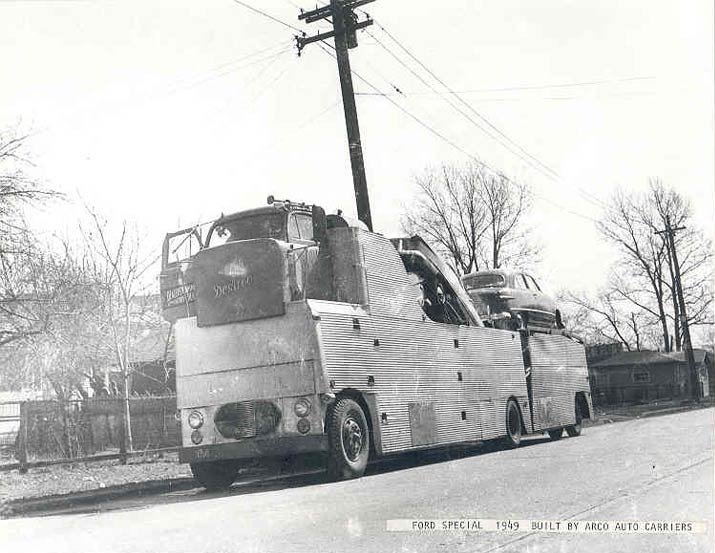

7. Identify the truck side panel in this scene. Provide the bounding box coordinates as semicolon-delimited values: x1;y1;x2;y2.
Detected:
528;332;591;431
316;309;529;454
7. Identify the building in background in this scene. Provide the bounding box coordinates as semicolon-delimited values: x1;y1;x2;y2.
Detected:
589;349;712;406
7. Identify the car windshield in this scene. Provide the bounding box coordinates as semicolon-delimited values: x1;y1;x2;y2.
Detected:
211;213;286;245
462;274;505;289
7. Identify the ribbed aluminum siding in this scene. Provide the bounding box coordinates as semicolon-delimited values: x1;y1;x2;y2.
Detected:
317;311;527;453
359;231;426;321
528;333;590;431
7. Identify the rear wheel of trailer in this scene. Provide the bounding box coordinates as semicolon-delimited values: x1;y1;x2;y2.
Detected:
502;399;523;448
326;398;370;480
565;398;584;437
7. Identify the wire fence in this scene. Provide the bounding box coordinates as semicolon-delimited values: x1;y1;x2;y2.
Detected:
0;396;180;473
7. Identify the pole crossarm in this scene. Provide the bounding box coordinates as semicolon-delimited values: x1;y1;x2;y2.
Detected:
298;0;375;23
296;19;372;51
294;0;376;231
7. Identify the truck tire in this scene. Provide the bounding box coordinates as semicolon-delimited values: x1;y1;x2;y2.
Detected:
502;399;522;448
565;401;583;437
190;460;240;490
326;398;370;480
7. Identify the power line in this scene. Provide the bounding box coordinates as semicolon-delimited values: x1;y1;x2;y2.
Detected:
372;22;607;211
365;28;565;187
231;1;599;223
358;76;655;96
22;40;293;142
231;0;303;33
315;43;598;224
165;45;293;97
375;22;560;181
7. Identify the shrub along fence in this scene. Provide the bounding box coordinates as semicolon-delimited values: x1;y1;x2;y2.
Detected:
0;396;180;473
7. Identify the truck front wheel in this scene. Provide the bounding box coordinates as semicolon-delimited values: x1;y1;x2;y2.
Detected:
326;398;370;480
190;460;240;490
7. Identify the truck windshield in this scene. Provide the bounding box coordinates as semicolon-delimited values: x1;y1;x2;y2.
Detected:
211;213;286;245
463;274;505;289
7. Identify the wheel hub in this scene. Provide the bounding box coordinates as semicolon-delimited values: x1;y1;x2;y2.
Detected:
342;417;364;461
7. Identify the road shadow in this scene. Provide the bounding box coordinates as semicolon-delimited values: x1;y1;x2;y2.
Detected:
24;434;557;518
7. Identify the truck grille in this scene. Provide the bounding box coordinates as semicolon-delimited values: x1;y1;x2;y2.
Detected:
215;401;257;439
214;400;282;439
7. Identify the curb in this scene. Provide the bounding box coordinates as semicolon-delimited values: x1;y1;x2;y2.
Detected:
586;401;713;427
1;477;198;518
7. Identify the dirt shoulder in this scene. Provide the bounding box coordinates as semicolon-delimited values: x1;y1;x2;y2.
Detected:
0;453;192;516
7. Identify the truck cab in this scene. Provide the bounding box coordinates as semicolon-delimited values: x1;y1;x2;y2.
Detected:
160;199;324;324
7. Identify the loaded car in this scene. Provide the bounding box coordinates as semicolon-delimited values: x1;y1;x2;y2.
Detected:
461;269;563;331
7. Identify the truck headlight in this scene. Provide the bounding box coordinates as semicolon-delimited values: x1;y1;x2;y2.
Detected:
294;398;312;418
188;410;204;429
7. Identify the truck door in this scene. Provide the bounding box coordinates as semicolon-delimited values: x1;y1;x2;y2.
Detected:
160;228;202;323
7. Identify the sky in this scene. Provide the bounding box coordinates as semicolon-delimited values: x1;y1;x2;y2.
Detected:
1;0;713;297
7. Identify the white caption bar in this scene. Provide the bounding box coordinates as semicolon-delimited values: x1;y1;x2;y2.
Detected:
386;519;706;534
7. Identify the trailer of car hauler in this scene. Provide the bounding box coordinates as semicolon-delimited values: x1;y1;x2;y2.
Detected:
160;199;593;489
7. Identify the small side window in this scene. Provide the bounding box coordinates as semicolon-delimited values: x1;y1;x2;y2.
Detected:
163;230;202;269
514;274;529;289
525;275;542;291
287;214;301;242
295;214;314;241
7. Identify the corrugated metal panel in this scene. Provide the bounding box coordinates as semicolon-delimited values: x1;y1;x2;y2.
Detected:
359;232;426;321
316;310;528;453
528;333;590;431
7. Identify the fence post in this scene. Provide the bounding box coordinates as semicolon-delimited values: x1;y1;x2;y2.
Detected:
118;397;127;465
17;401;28;474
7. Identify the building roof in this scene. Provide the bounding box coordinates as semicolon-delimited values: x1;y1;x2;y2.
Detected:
591;349;707;369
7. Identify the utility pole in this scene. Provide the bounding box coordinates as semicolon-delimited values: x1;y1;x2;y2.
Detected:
656;219;700;400
297;0;375;231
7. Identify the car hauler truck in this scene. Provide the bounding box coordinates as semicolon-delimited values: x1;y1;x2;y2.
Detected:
160;198;593;489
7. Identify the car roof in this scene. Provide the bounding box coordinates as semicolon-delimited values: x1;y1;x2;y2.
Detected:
463;269;509;278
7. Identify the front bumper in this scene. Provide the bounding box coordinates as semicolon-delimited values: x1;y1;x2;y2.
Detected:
179;434;329;464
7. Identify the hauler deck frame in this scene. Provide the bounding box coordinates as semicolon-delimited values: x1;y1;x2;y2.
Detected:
160;200;592;488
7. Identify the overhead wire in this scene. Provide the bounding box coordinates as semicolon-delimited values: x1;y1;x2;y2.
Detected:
373;22;608;210
21;39;294;142
231;0;304;33
315;42;598;224
356;76;654;96
373;23;559;181
364;28;563;184
229;1;599;223
165;44;293;97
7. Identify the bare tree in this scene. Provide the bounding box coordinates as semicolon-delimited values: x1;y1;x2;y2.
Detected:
80;206;159;450
560;289;658;351
0;131;61;348
565;180;713;351
402;162;537;275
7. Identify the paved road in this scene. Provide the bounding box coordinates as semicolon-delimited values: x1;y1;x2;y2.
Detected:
1;408;712;553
